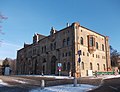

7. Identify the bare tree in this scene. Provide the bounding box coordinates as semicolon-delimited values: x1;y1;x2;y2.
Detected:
0;12;7;46
110;46;120;67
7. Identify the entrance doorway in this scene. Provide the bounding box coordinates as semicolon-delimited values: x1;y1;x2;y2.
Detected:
51;56;57;74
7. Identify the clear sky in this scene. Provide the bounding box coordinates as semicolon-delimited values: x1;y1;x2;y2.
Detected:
0;0;120;59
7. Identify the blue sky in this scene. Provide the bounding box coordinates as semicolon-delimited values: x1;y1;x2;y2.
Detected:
0;0;120;59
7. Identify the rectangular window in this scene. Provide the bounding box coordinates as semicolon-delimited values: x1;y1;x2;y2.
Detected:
44;46;46;52
89;37;94;46
42;47;43;53
62;53;64;57
102;44;104;51
69;51;71;56
54;42;56;50
66;52;67;57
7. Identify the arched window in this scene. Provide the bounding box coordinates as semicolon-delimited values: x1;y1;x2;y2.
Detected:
90;63;92;70
103;64;105;70
81;62;84;70
97;63;100;70
63;39;66;47
63;62;66;71
67;62;70;71
96;42;98;49
80;37;84;45
102;44;104;51
67;37;70;45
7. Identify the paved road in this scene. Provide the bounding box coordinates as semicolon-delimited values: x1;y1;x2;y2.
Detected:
0;75;73;92
0;75;120;92
0;76;40;92
88;77;120;92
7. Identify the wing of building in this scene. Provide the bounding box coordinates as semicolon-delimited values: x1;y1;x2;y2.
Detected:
16;22;111;77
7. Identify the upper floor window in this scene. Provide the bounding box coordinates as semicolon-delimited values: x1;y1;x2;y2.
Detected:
96;42;98;49
67;37;70;46
54;42;56;50
83;52;85;56
93;54;94;57
33;48;36;55
81;62;84;70
102;44;104;51
80;37;84;45
62;53;64;57
65;52;67;57
63;39;66;47
69;51;71;56
87;53;89;56
89;37;94;46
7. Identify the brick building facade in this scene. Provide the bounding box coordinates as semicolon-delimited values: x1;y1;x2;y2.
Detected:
16;22;111;77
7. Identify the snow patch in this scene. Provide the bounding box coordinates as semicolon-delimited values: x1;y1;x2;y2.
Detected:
103;75;120;79
20;75;74;79
89;75;120;79
12;79;28;84
30;84;96;92
0;79;9;87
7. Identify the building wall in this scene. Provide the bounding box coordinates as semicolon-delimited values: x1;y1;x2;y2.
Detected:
73;22;110;77
17;26;75;76
16;22;111;77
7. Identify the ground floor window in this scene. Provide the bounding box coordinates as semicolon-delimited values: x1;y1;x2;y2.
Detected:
103;64;105;70
90;63;92;70
97;63;100;70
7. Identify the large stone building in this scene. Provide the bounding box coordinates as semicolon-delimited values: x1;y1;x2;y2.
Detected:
16;22;111;77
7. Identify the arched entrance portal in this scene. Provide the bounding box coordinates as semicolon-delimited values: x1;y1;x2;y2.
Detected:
51;56;57;74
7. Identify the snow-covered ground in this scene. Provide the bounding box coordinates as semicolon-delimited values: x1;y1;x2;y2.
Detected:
90;74;120;79
0;79;9;87
30;84;96;92
21;75;74;79
12;79;28;84
103;75;120;79
0;75;120;92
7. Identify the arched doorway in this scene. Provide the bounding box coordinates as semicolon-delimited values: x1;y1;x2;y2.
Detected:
51;56;57;74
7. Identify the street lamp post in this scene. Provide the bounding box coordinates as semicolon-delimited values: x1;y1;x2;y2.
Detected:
73;50;81;87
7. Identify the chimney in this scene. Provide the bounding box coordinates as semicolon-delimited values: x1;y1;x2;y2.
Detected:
66;23;70;27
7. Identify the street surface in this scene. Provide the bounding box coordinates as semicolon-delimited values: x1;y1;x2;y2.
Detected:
0;75;120;92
